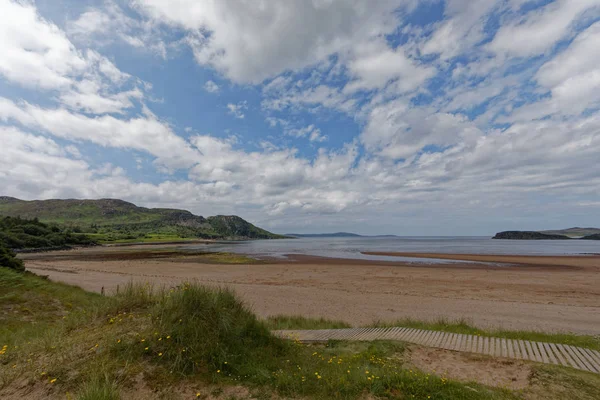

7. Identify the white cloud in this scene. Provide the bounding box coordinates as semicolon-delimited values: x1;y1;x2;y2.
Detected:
0;0;87;89
422;0;498;60
344;39;435;93
262;84;356;114
227;101;248;119
0;97;199;170
502;21;600;122
361;99;483;159
489;0;600;57
204;80;220;93
133;0;414;83
68;2;168;58
286;125;328;143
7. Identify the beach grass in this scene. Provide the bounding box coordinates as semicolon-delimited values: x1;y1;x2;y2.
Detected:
265;315;352;330
1;267;598;399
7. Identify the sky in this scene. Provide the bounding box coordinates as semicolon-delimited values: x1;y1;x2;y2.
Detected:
1;0;600;236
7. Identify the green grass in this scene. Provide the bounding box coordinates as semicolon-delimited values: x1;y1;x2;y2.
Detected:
76;375;120;400
89;233;202;245
265;315;352;330
1;268;598;400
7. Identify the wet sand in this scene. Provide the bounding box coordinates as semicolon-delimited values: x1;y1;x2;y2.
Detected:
21;247;600;335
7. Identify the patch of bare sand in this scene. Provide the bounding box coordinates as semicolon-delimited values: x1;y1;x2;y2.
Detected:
408;346;532;390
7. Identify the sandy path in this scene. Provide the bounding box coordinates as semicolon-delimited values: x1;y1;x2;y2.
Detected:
22;248;600;335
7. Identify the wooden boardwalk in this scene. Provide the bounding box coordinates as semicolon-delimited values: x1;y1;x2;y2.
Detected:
274;327;600;374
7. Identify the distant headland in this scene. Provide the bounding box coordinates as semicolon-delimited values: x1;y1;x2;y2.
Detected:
493;227;600;240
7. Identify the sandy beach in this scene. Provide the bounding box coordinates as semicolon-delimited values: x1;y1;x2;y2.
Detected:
21;246;600;335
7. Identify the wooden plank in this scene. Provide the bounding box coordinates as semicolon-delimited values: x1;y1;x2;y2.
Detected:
483;336;490;355
530;341;543;362
451;333;461;351
430;330;442;346
517;340;528;361
422;330;435;346
507;339;515;359
464;335;472;352
542;343;557;365
500;338;508;358
437;332;449;349
493;338;502;357
537;342;549;364
403;328;419;343
524;341;537;362
580;348;600;373
466;335;474;353
557;343;584;370
548;343;569;367
424;330;437;346
420;330;434;346
442;333;455;350
412;329;427;344
590;349;600;364
477;336;484;354
426;330;440;347
347;328;368;341
405;328;421;343
512;339;521;359
394;327;408;340
568;346;595;373
455;334;464;352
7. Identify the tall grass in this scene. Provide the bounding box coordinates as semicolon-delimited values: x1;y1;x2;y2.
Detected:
76;375;120;400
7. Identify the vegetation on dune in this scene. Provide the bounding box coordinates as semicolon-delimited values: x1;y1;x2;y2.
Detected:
266;315;352;330
0;197;284;242
6;270;584;399
0;216;95;251
0;243;23;272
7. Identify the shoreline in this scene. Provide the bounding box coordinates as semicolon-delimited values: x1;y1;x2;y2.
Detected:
20;245;600;335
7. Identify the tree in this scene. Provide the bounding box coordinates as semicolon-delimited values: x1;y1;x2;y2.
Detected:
0;243;24;272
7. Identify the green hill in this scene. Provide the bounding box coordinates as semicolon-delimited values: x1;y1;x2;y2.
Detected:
0;197;282;241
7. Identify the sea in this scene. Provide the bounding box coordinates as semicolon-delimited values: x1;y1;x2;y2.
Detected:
190;236;600;263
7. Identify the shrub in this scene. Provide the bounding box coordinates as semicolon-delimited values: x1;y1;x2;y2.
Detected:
147;284;285;376
0;243;24;272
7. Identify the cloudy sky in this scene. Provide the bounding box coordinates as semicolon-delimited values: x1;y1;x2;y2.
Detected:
1;0;600;235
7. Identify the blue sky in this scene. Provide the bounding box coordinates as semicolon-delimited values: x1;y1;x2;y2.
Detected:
1;0;600;235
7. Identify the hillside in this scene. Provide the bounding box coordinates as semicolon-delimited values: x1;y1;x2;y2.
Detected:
539;227;600;238
0;197;282;241
493;228;600;240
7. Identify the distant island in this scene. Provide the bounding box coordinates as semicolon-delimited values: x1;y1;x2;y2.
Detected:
285;232;397;238
493;227;600;240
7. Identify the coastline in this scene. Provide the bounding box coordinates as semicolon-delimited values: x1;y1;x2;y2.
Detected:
19;245;600;335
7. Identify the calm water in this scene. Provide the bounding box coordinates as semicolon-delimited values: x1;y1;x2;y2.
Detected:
190;236;600;263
